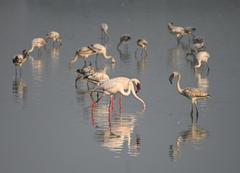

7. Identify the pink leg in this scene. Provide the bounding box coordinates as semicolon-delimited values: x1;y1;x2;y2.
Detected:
111;95;114;112
108;95;112;113
119;95;122;113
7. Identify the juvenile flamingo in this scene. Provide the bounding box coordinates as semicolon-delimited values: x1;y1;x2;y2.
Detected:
46;31;62;45
12;49;29;76
70;43;115;65
28;37;47;54
168;22;196;44
91;77;145;112
117;34;131;49
169;72;210;115
135;38;148;56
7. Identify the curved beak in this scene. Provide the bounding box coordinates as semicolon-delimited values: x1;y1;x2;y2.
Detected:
136;83;141;93
169;73;174;84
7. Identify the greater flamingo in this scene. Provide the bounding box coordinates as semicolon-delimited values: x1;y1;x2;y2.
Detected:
100;23;109;43
135;38;148;56
91;77;145;112
168;22;196;44
12;49;29;76
169;72;210;115
46;31;62;45
117;34;131;49
28;37;47;54
194;51;210;73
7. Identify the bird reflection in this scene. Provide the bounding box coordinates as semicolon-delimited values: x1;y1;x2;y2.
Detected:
91;104;141;157
50;45;61;59
12;75;27;102
117;47;131;63
168;42;189;71
135;47;148;74
169;113;208;161
31;56;44;82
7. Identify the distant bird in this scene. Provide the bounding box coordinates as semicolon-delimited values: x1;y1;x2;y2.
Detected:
117;34;131;49
186;36;206;57
100;23;109;43
46;31;62;45
28;37;47;54
70;43;115;65
194;51;210;73
169;72;210;115
91;77;145;112
12;49;29;76
168;22;196;44
135;38;148;56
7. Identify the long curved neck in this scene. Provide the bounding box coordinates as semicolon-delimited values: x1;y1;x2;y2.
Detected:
176;75;183;94
28;46;34;53
70;55;78;64
102;50;111;59
194;60;202;68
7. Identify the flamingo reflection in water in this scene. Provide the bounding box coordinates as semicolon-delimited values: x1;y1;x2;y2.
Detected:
91;105;141;156
169;113;208;161
12;76;28;102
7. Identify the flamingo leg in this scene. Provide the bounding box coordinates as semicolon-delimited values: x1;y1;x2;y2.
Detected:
190;103;194;123
135;47;139;58
195;103;199;123
119;94;122;113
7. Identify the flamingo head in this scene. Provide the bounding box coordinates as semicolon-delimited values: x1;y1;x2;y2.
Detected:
132;79;141;93
169;72;179;84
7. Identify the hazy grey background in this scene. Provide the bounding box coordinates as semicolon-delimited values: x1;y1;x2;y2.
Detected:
0;0;240;173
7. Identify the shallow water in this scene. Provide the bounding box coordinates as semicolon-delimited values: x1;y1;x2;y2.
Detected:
1;0;240;173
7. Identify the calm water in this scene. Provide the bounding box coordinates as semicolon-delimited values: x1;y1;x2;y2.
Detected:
1;0;240;172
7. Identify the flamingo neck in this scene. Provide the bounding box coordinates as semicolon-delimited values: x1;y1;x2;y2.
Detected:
102;51;112;59
28;46;34;53
129;80;146;110
176;75;183;94
194;60;202;68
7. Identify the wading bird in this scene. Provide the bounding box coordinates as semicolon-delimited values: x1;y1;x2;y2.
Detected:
46;31;62;45
70;46;97;65
75;65;110;88
169;72;210;115
186;36;206;57
88;43;116;63
117;34;131;49
100;23;109;43
12;49;29;76
194;51;210;73
70;43;115;65
91;77;145;112
28;37;47;54
168;22;196;44
135;38;148;57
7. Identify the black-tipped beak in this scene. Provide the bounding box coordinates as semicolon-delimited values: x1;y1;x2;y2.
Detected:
169;73;174;84
136;83;141;93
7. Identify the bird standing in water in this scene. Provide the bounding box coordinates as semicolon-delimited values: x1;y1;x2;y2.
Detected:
12;49;29;76
117;34;131;50
169;72;210;115
135;38;148;57
46;31;62;46
28;37;47;55
100;23;109;44
91;77;145;112
168;22;196;44
194;51;210;73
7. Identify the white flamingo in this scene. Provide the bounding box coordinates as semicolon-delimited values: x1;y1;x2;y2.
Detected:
12;49;29;76
194;51;210;72
168;22;196;44
46;31;62;45
100;23;109;43
169;72;210;115
91;77;145;111
28;37;47;54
